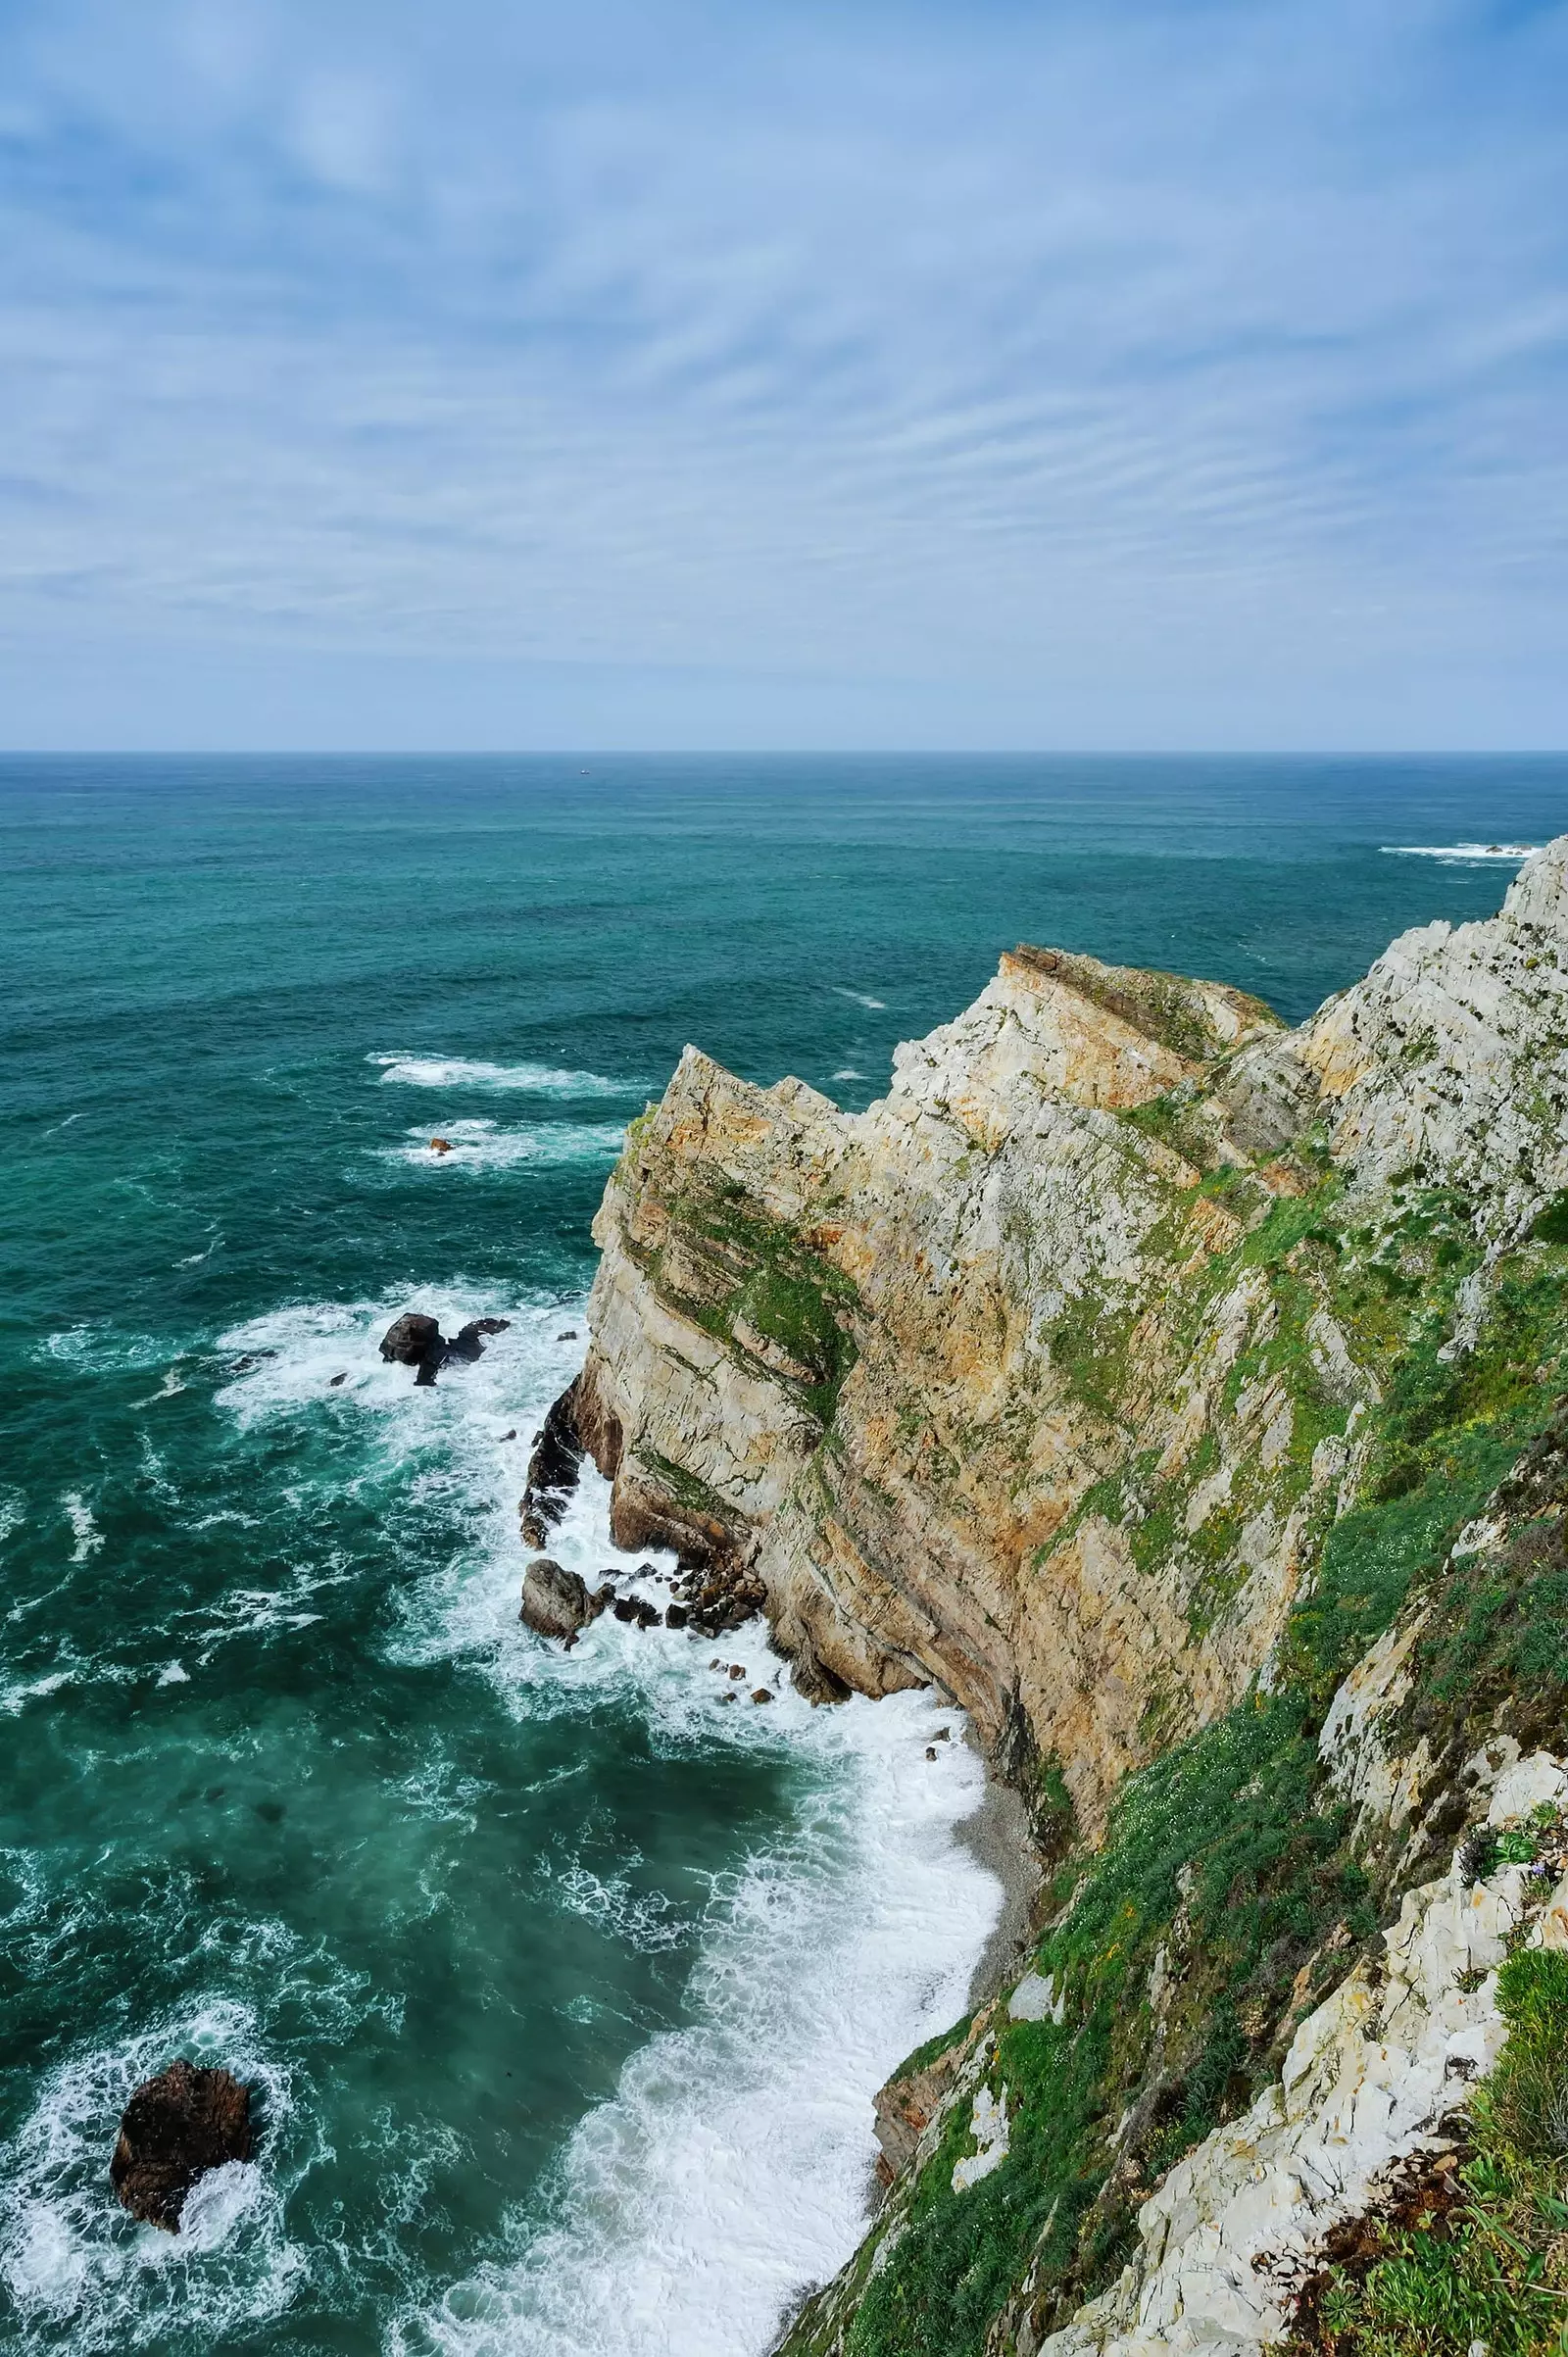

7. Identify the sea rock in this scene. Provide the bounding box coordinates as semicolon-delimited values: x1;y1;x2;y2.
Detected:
109;2058;254;2232
445;1316;510;1363
378;1311;443;1371
517;1383;587;1543
379;1310;510;1387
519;1557;592;1642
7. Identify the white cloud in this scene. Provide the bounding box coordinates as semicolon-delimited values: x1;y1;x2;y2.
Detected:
0;0;1564;743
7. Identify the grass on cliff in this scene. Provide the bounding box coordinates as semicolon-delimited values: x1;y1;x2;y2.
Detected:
830;1224;1568;2357
624;1169;861;1426
1291;1949;1568;2357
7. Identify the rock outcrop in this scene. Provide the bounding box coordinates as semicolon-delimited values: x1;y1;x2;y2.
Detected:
1034;1758;1568;2357
555;840;1568;2356
519;1556;594;1643
518;1383;587;1547
378;1310;510;1386
110;2059;254;2231
576;845;1568;1837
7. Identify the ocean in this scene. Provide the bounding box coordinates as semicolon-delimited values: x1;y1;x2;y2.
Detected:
2;753;1565;2356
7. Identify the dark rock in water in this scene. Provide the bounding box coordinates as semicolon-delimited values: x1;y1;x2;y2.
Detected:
445;1316;511;1364
557;1329;578;1340
380;1312;443;1368
530;1388;585;1494
379;1310;511;1386
612;1596;639;1624
518;1383;586;1539
518;1507;549;1549
329;1372;347;1388
635;1600;662;1629
665;1603;689;1630
519;1558;592;1642
752;1689;773;1704
589;1585;615;1618
110;2058;254;2232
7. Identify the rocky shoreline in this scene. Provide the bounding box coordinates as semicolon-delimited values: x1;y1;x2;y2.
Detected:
542;837;1568;2357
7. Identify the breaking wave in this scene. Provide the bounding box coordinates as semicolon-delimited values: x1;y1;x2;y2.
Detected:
368;1056;628;1096
1382;842;1539;864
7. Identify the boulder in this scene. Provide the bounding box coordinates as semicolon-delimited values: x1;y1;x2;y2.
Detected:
379;1312;443;1369
110;2059;254;2232
520;1558;592;1642
380;1310;510;1387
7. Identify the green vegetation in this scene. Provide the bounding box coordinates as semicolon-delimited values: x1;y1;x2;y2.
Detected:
1293;1950;1568;2357
627;1163;861;1426
796;1210;1568;2357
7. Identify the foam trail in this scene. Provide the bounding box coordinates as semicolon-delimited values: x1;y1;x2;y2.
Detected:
217;1291;1005;2357
1382;842;1538;863
368;1055;628;1095
61;1495;102;1563
402;1673;995;2357
832;988;886;1009
388;1450;1001;2357
380;1118;626;1173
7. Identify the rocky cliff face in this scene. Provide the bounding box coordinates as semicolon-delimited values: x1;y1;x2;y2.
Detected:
565;839;1568;2357
578;844;1568;1841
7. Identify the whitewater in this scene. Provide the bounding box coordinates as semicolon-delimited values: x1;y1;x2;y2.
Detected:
5;752;1565;2355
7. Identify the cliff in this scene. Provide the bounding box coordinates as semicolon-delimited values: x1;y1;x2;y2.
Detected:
570;841;1568;2356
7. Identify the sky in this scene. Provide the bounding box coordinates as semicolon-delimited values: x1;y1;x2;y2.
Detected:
1;0;1565;751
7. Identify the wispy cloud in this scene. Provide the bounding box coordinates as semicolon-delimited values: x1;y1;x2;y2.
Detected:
1;0;1565;746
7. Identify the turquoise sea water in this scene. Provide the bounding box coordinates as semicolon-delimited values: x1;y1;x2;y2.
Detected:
3;754;1567;2356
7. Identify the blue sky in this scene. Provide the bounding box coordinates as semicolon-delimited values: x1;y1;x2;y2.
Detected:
1;0;1565;749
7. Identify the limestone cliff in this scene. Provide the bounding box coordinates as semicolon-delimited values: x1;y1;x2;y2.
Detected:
578;844;1568;1839
564;839;1568;2357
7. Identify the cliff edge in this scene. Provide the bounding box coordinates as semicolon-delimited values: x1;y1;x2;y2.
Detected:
569;840;1568;2356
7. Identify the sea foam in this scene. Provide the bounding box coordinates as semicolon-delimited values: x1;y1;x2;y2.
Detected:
368;1055;628;1095
0;1998;309;2354
379;1118;626;1173
215;1290;1004;2357
1383;842;1539;863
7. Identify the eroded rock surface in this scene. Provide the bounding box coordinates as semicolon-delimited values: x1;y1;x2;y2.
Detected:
378;1311;510;1387
519;1557;593;1642
576;845;1568;1839
110;2059;254;2231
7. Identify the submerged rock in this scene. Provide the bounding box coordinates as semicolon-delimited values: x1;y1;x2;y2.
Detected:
519;1557;592;1642
110;2059;254;2232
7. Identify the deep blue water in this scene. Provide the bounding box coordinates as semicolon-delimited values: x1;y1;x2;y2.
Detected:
1;753;1564;2356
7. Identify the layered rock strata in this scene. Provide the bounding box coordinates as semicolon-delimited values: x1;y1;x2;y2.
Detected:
576;844;1568;1836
